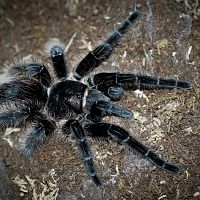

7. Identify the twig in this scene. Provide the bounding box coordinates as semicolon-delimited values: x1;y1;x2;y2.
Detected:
64;32;77;53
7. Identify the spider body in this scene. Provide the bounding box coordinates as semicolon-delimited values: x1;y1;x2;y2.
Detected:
0;10;192;187
47;80;88;119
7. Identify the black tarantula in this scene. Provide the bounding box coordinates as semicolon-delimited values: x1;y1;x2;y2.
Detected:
0;10;192;187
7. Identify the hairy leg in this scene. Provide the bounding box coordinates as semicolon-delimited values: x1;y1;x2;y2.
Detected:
0;103;32;129
87;72;192;99
21;119;56;156
74;11;140;80
0;79;47;106
63;119;101;187
89;100;133;123
50;45;68;80
5;59;51;87
87;122;182;173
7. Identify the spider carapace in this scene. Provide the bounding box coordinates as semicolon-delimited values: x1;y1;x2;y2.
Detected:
0;10;192;187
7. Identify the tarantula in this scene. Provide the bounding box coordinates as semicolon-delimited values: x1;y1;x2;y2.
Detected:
0;10;192;187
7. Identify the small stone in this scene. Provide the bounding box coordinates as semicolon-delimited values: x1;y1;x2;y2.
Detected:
193;192;200;197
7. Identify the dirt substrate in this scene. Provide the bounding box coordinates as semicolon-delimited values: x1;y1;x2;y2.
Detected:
0;0;199;199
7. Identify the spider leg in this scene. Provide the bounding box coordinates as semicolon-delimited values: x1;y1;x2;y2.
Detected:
63;119;101;187
89;100;133;123
21;119;56;156
87;123;182;173
88;72;192;97
0;102;32;130
6;59;51;87
74;11;140;80
0;79;47;107
50;45;67;80
105;87;125;101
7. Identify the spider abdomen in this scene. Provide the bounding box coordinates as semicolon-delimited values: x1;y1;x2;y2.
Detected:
47;80;88;119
